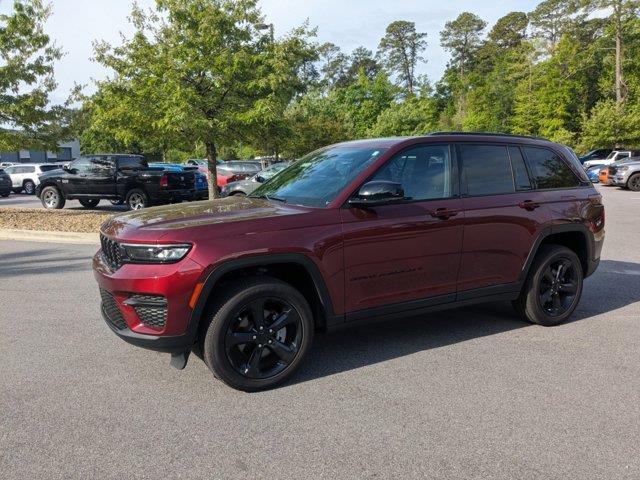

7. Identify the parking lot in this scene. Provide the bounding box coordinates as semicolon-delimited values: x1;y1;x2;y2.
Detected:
1;185;639;479
1;193;127;212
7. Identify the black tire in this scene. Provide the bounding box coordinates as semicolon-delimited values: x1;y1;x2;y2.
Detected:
125;188;149;210
0;192;9;198
79;198;100;208
513;245;583;326
40;186;65;209
628;173;640;192
23;180;36;195
201;277;314;392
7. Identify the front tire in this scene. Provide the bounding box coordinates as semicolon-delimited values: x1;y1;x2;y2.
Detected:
40;186;65;209
125;189;149;210
201;277;314;392
79;198;100;208
513;245;583;326
628;173;640;192
23;180;36;195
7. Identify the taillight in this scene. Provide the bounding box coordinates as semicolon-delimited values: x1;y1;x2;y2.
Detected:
159;174;168;187
227;174;241;183
588;194;604;232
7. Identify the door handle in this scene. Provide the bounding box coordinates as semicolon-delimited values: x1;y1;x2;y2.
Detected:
430;208;458;220
518;200;540;211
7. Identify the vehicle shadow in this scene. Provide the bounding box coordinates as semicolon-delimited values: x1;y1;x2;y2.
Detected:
0;247;92;278
292;259;640;386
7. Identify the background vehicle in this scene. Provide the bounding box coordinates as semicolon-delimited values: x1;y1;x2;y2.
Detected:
3;163;65;194
95;133;604;391
579;148;612;164
0;168;12;197
220;162;291;197
583;150;640;169
149;162;209;200
185;159;223;174
215;161;262;187
0;161;15;168
586;165;602;183
610;160;640;191
37;154;196;210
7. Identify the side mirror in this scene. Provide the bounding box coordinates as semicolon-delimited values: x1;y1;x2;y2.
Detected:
255;175;265;183
348;181;405;207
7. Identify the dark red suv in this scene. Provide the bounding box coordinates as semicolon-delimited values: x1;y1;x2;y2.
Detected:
94;133;605;391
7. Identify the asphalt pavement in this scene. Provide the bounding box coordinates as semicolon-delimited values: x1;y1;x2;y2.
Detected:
1;185;639;479
1;192;127;212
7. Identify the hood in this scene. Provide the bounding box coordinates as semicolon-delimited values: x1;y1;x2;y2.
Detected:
101;195;308;240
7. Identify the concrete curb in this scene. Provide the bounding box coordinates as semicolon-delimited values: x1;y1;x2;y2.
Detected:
0;228;99;245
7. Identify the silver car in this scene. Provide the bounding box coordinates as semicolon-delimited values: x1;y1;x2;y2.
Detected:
610;159;640;191
220;162;290;196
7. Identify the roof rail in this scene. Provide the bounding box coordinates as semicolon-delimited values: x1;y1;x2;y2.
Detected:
428;131;549;141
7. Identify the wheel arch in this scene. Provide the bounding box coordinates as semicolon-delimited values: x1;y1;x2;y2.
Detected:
520;225;592;282
188;254;340;345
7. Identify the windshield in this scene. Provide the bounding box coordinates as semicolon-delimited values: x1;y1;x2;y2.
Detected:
605;152;618;160
39;165;61;172
257;163;289;180
250;145;386;207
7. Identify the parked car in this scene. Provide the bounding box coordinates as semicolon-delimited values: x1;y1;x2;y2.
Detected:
586;165;602;183
3;163;65;194
578;148;612;164
0;168;12;197
0;161;15;168
609;159;640;191
220;162;291;197
36;154;196;210
215;161;262;187
94;133;604;391
185;159;223;174
149;162;208;200
583;149;640;169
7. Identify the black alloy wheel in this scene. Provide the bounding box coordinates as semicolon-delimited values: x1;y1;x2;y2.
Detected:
225;297;302;379
537;258;579;317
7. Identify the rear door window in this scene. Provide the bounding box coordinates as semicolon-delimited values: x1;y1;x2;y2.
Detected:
522;147;580;189
460;144;514;196
117;156;146;170
508;147;531;191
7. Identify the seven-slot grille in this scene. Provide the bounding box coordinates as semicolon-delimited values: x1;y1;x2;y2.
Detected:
99;288;127;330
100;233;125;270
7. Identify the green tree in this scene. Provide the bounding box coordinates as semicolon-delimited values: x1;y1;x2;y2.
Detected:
440;12;486;77
580;99;640;148
488;12;529;49
368;96;437;137
92;0;314;198
529;0;585;52
0;0;66;150
377;20;427;95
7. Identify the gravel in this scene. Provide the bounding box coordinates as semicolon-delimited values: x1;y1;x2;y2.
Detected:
0;208;112;233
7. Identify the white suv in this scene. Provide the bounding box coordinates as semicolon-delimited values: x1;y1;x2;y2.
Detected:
583;150;640;169
3;163;65;195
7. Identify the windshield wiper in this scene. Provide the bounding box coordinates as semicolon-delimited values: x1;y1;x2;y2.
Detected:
253;193;287;203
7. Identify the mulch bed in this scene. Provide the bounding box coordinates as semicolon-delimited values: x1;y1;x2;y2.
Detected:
0;208;113;233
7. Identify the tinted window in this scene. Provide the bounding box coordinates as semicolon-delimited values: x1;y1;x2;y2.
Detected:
252;145;386;207
69;158;92;173
523;147;580;189
39;165;60;172
461;145;514;196
370;145;453;201
509;147;531;191
88;157;115;174
117;156;146;170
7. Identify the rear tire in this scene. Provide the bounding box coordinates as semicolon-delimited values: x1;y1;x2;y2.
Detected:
201;277;314;392
40;186;65;209
628;173;640;192
23;180;36;195
79;198;100;208
125;189;149;210
513;245;583;326
0;192;9;198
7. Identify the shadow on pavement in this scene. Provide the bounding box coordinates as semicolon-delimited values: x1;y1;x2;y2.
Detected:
293;259;640;385
0;247;92;278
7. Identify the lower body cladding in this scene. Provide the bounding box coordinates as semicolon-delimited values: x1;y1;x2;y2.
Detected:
93;251;205;367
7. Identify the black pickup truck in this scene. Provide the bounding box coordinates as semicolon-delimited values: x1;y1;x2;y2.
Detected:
36;154;196;210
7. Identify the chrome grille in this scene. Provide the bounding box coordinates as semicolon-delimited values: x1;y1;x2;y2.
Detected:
100;234;125;270
100;288;127;330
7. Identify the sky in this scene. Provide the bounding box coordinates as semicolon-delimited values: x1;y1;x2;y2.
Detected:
1;0;542;103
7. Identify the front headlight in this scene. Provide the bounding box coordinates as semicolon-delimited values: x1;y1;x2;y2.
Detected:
121;243;191;263
618;166;629;172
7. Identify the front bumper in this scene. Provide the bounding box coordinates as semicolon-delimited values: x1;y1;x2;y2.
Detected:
93;249;205;352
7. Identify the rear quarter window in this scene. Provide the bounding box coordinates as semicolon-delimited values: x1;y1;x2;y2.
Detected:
522;147;581;189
